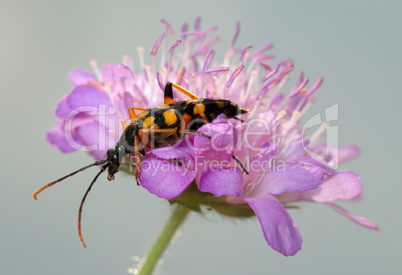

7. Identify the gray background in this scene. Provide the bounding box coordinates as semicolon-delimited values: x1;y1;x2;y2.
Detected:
1;1;401;274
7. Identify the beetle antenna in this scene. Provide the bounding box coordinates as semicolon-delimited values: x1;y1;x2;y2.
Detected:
232;155;249;174
232;117;245;123
78;163;110;248
33;159;108;200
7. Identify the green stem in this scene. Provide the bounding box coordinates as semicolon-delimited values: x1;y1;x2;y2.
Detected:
137;204;190;275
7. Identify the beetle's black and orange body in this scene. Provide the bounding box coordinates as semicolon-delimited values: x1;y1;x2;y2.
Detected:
120;99;244;150
108;83;248;182
34;82;248;247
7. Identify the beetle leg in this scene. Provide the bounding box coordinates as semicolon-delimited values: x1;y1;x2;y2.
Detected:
141;129;177;133
128;107;148;123
194;104;210;124
128;108;137;122
178;102;195;139
137;129;156;151
121;121;128;129
176;129;211;139
141;128;210;139
134;136;142;185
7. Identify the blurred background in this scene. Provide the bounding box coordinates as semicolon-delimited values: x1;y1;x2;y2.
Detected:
1;1;401;274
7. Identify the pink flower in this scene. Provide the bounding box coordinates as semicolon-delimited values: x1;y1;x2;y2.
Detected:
46;18;378;256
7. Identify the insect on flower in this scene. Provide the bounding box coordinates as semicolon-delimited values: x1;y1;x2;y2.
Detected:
34;82;249;247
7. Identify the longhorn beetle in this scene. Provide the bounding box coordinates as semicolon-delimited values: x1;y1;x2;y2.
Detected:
34;82;249;247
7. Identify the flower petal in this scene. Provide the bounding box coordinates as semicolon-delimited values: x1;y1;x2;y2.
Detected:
244;195;302;256
290;157;334;176
312;144;361;165
248;143;277;173
338;145;360;162
123;92;135;112
46;127;78;153
151;147;195;170
139;156;196;199
198;166;243;197
193;121;237;163
242;143;276;194
264;163;324;195
327;203;379;230
67;68;96;86
54;95;71;118
67;85;112;113
76;121;109;160
303;171;362;203
278;140;309;162
101;64;136;95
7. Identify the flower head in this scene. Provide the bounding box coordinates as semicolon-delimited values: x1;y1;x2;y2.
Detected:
47;18;378;256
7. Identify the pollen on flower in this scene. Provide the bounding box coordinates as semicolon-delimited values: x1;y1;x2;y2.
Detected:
297;88;307;95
